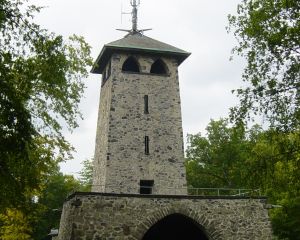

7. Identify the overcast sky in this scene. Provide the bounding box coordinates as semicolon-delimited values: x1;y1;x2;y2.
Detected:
31;0;245;176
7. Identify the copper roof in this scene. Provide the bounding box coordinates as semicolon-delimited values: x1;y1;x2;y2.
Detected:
91;33;191;74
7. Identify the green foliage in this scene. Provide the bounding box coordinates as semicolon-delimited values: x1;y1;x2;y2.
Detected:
0;168;85;239
186;120;300;239
0;0;93;209
79;158;94;191
0;209;32;240
271;197;300;240
228;0;300;130
248;130;300;239
31;171;84;240
186;119;249;188
243;130;300;191
1;1;93;237
227;1;300;237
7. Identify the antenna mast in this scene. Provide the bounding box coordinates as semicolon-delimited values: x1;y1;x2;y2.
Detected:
131;0;139;32
117;0;152;34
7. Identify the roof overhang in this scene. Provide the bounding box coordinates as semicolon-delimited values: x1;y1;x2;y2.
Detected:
91;45;191;74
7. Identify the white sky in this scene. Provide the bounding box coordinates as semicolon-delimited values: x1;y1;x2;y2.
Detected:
31;0;245;176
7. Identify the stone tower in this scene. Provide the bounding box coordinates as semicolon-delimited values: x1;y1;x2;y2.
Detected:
56;2;273;239
91;33;190;195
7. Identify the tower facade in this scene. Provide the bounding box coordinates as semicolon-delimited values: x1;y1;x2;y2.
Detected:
56;50;274;239
91;33;190;195
56;3;273;239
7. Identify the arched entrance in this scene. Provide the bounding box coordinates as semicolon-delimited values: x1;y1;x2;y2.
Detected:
142;213;209;240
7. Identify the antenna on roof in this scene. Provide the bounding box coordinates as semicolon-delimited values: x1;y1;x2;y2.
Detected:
131;0;139;32
117;0;152;34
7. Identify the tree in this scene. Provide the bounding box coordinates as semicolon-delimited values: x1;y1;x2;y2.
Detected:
0;0;92;209
271;197;300;240
0;209;32;240
0;168;86;239
228;2;300;237
228;0;300;130
186;119;250;190
31;171;84;240
247;129;300;239
79;158;94;191
186;120;300;239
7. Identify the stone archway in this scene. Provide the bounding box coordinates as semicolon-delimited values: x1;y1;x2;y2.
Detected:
134;206;221;240
142;213;209;240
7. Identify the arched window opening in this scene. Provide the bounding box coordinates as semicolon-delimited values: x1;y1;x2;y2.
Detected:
142;214;209;240
150;59;168;75
122;56;140;73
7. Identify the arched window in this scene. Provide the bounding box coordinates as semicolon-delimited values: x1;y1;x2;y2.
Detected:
150;59;168;74
122;56;140;73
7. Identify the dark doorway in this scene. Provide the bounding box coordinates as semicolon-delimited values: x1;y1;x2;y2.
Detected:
142;214;209;240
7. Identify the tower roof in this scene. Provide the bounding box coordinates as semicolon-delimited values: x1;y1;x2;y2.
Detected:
91;32;191;74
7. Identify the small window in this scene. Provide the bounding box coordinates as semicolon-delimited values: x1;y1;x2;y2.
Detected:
102;68;106;82
145;136;150;155
122;56;140;73
150;59;168;74
144;95;149;114
106;61;111;79
140;180;154;194
101;61;111;87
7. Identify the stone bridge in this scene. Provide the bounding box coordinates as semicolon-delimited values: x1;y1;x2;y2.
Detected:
57;193;273;240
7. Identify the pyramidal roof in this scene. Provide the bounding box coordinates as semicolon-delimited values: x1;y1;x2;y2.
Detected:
108;33;189;55
91;32;191;74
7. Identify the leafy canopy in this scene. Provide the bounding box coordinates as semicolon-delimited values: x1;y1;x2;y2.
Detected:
228;1;300;237
186;119;300;239
0;209;32;240
79;158;93;190
186;119;249;189
0;0;93;209
0;167;87;240
31;170;85;240
228;0;300;130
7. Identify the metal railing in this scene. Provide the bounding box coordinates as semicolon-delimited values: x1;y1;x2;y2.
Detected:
187;187;261;197
73;184;261;197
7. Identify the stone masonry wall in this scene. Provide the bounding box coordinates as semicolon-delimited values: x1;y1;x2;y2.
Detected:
92;53;187;194
92;66;112;192
57;193;273;240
